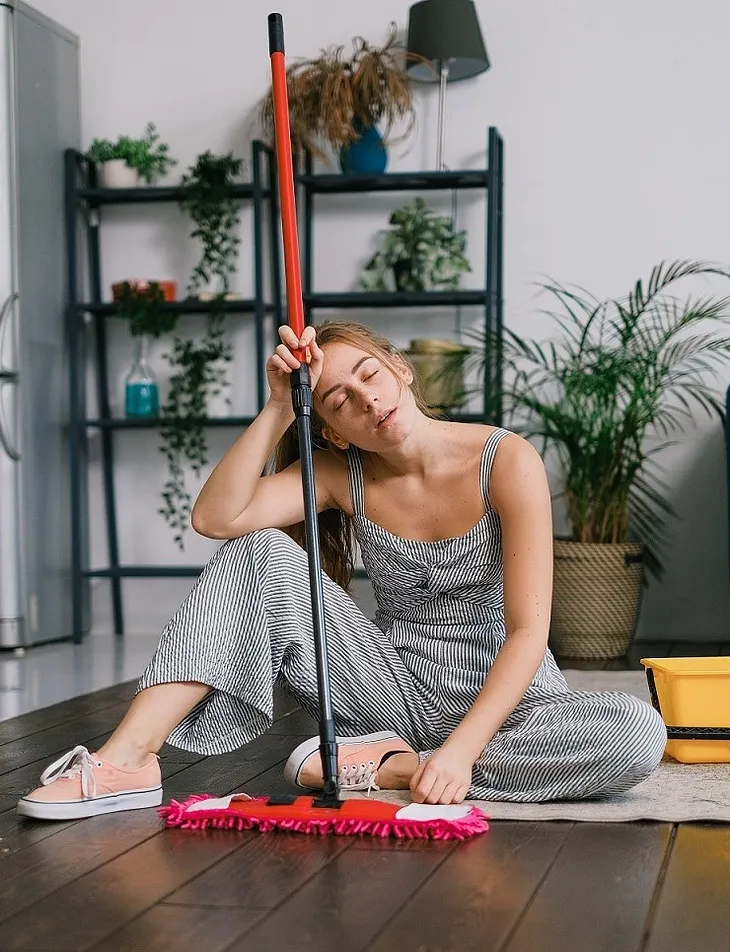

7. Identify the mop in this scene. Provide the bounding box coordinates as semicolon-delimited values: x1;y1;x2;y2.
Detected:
160;13;489;840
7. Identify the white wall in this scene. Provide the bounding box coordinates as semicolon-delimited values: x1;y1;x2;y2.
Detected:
31;0;730;640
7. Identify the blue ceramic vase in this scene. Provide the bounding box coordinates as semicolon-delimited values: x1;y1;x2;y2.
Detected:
339;120;388;175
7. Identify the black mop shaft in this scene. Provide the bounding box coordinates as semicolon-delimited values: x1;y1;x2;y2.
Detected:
290;366;339;803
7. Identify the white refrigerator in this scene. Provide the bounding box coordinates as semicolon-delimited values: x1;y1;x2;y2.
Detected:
0;1;80;648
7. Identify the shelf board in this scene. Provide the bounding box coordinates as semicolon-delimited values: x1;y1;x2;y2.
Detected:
86;412;484;430
86;416;256;429
304;290;485;309
79;298;267;316
77;183;258;205
84;566;206;578
443;413;488;423
297;170;488;194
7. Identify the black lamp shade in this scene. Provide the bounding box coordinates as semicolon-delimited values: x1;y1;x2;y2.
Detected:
406;0;490;82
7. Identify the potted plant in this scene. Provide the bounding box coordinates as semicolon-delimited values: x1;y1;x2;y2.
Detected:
112;279;177;327
471;260;730;660
360;197;471;292
86;122;177;187
258;23;423;171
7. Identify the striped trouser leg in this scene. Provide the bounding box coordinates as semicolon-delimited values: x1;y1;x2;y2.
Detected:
462;691;667;802
136;529;430;756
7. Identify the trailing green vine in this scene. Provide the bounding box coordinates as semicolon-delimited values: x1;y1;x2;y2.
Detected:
159;152;243;547
158;317;231;544
178;151;243;295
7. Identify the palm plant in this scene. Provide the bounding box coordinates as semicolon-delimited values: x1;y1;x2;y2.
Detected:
472;260;730;580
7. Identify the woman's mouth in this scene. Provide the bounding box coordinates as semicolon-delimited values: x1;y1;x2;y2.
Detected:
376;408;396;427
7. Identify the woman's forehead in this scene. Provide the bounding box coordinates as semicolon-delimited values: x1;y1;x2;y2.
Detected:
319;340;374;377
321;339;368;361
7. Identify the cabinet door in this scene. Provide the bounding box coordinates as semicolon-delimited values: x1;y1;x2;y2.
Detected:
0;7;23;646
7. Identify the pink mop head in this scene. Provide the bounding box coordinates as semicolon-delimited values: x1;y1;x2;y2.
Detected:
160;793;490;840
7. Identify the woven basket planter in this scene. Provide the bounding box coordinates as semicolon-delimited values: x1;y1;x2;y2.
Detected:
549;539;644;660
404;339;469;412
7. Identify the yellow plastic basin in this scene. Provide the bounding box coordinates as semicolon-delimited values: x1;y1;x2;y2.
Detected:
640;657;730;763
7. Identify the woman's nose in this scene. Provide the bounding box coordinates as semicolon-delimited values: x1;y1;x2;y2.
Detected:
360;386;379;410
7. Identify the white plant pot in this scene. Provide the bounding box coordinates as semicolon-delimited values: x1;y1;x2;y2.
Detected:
98;159;140;189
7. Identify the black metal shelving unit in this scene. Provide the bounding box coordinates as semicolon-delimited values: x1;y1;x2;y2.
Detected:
65;140;282;642
299;127;504;426
65;128;503;641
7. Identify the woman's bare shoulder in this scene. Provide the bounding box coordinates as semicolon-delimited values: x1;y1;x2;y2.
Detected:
448;421;514;455
487;431;549;511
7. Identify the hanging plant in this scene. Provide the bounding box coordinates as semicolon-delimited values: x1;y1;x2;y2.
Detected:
158;151;243;547
158;317;232;546
178;151;243;296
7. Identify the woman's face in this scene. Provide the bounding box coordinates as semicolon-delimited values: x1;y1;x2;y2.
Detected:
315;340;416;451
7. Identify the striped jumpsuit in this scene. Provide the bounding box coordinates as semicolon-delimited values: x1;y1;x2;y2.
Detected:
138;427;667;802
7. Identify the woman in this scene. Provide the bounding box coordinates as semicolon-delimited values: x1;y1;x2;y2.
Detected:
18;321;667;820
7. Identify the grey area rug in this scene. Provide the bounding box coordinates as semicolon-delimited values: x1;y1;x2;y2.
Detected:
349;670;730;823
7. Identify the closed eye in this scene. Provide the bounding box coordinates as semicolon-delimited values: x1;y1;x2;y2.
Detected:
331;364;379;411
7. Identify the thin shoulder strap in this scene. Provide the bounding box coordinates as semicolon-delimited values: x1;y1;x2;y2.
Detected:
480;427;512;511
346;447;366;517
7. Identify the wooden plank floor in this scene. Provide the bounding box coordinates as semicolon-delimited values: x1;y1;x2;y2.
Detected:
1;641;730;951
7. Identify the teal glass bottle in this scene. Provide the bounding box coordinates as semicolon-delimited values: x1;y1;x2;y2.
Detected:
124;335;159;418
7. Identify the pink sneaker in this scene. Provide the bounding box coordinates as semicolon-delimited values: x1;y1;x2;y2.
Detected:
17;745;162;820
284;731;415;793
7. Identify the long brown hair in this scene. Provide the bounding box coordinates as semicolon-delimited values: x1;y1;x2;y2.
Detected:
273;320;435;589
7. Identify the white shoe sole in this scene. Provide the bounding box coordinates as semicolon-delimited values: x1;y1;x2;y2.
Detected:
284;731;400;787
17;785;163;821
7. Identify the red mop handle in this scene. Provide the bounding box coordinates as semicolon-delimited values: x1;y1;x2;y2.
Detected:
268;13;305;360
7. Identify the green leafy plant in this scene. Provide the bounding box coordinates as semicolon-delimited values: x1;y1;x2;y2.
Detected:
156;152;243;547
468;260;730;579
360;197;471;292
159;323;232;546
258;23;426;159
114;281;178;338
86;122;177;183
178;152;244;295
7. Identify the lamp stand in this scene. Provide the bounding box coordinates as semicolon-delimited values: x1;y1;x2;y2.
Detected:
436;60;450;171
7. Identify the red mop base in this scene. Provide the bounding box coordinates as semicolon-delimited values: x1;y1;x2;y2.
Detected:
160;793;489;840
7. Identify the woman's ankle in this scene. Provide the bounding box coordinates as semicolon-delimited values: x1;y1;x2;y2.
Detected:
377;751;419;789
96;740;157;770
94;681;210;770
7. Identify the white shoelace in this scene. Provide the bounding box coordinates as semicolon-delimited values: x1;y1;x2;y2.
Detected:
39;745;102;798
339;760;380;796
